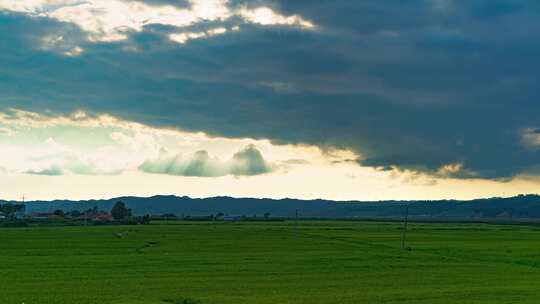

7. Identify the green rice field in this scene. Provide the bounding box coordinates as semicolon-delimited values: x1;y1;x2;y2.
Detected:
1;220;540;303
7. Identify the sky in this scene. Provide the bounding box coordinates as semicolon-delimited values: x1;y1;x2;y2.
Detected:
1;0;540;201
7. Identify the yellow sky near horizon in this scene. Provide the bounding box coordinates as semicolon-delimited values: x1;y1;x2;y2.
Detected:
0;109;538;202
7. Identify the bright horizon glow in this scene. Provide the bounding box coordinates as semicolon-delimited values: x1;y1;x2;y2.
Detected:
0;109;538;202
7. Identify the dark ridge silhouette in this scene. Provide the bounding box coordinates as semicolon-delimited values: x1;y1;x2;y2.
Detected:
4;194;540;220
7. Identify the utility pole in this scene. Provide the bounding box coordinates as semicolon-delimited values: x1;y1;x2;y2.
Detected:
21;195;26;219
401;205;409;250
295;209;300;237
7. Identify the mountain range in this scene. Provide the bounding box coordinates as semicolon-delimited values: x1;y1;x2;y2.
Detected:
4;194;540;221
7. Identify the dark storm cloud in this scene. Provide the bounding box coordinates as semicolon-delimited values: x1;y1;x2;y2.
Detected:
1;0;540;179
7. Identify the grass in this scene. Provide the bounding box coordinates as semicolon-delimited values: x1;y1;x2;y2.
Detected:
1;220;540;303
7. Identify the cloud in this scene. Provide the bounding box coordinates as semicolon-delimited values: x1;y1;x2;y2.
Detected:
169;27;228;44
140;150;226;177
229;144;271;176
139;145;272;177
0;109;336;181
237;6;313;28
1;1;540;180
23;154;126;177
26;165;64;176
0;0;315;47
521;128;540;149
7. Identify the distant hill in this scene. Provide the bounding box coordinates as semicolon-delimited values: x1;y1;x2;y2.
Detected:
3;194;540;220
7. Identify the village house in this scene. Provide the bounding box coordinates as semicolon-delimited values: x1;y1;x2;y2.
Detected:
76;211;114;222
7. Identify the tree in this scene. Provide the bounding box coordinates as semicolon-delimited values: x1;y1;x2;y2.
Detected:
84;206;98;215
70;210;82;217
140;214;151;225
53;210;65;217
111;201;131;220
0;204;23;216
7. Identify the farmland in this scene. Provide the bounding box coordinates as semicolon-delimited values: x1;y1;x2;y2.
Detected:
1;221;540;303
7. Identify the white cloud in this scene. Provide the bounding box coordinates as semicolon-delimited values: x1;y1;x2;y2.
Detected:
64;46;84;56
437;163;463;176
0;0;316;48
169;30;208;44
0;109;330;178
238;6;314;29
209;27;227;35
139;145;272;177
169;26;228;44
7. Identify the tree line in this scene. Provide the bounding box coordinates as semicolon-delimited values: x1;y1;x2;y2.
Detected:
0;204;25;216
